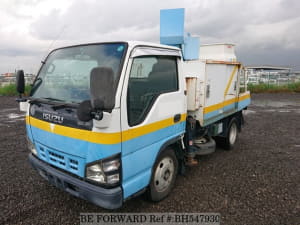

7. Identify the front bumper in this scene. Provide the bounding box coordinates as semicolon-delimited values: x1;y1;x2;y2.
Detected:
29;153;123;209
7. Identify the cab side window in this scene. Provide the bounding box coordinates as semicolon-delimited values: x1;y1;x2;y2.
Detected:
127;56;178;126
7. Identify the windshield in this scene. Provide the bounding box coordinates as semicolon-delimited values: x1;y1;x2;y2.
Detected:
31;43;127;103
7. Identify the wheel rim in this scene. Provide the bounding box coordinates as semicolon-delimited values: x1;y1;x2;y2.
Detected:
229;122;238;145
154;157;175;193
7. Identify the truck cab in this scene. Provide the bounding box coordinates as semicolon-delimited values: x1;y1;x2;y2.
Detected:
23;42;186;209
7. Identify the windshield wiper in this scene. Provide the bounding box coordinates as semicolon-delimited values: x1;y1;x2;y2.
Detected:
41;98;67;110
28;97;73;111
29;96;52;106
43;97;65;102
52;103;69;110
41;98;78;111
28;98;42;106
29;97;62;107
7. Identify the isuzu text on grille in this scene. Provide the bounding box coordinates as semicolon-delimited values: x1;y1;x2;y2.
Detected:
42;113;64;124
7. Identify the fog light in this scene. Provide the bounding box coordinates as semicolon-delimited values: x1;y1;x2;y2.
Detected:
86;164;105;183
31;147;37;156
27;137;37;155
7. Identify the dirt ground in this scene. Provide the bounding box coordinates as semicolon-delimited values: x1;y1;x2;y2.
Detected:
0;93;299;225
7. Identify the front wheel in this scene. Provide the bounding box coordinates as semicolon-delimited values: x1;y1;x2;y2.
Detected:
148;148;178;202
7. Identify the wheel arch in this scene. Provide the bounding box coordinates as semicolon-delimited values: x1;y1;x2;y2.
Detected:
146;136;181;201
152;135;183;169
147;135;183;185
219;111;244;137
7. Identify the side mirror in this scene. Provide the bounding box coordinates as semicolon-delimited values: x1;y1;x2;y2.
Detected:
77;100;103;122
16;70;25;95
90;67;115;110
77;67;115;122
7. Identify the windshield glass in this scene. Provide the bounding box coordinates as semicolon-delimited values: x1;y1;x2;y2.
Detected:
31;43;127;103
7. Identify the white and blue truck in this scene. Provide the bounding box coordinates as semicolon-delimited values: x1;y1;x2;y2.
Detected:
16;9;250;209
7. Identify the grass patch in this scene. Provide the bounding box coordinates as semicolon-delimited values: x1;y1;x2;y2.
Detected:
1;82;299;96
0;84;31;96
248;82;300;93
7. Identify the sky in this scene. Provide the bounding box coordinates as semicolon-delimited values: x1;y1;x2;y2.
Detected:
0;0;299;74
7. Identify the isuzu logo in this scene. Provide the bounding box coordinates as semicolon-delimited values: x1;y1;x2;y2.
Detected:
42;113;64;124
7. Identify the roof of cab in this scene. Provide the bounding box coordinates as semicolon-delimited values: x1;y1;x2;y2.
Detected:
49;41;181;55
126;41;180;51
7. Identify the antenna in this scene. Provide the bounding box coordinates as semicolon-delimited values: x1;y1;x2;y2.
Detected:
41;25;67;63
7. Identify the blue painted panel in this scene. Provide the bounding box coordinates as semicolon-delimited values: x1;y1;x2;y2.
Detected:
203;98;251;126
204;108;223;120
26;124;33;142
30;126;121;164
203;109;229;126
122;143;158;198
183;34;200;60
238;98;251;110
35;141;86;177
28;118;186;197
122;169;152;199
121;122;185;198
122;121;185;156
160;8;185;45
223;102;236;112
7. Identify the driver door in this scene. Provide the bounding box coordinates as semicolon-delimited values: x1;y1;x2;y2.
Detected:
120;48;186;199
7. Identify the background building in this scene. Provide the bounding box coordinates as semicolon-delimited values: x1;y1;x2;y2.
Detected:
245;66;300;85
0;72;35;87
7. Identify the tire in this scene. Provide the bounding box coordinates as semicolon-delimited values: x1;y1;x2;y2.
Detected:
148;148;178;202
223;118;239;150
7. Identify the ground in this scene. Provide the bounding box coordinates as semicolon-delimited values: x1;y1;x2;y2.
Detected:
0;93;299;225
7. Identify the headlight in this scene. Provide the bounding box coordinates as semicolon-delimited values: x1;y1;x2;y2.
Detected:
85;154;121;185
102;159;120;172
27;137;37;155
86;164;105;183
106;174;120;184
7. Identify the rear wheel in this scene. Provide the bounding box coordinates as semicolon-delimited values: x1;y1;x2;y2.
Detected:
215;118;239;150
224;118;238;150
148;148;178;201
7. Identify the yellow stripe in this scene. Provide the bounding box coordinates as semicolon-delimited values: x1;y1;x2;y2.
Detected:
239;93;251;101
26;113;187;145
122;113;187;142
28;116;121;144
203;101;225;114
206;60;241;65
204;93;250;114
224;65;239;97
26;115;30;124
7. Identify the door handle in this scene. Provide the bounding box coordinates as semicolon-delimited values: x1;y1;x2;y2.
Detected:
173;114;181;123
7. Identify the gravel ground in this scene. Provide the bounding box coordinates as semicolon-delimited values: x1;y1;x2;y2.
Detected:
0;93;299;225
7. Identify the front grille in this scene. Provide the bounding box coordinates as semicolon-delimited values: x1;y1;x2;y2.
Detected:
69;159;79;170
36;143;84;177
